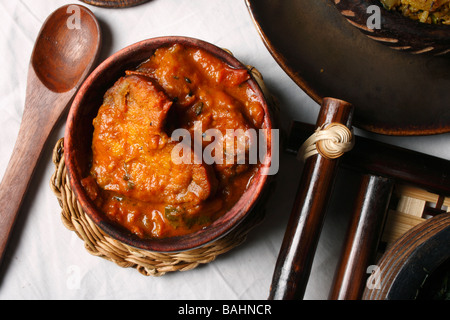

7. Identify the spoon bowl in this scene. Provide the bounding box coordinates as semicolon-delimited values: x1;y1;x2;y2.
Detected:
0;4;101;266
32;5;101;93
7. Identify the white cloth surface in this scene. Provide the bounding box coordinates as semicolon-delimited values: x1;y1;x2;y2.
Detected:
0;0;449;300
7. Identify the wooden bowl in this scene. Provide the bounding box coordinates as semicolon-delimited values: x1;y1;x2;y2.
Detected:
332;0;450;55
363;213;450;299
64;36;273;252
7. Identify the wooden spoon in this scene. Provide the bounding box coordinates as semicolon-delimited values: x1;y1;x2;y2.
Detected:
0;4;101;266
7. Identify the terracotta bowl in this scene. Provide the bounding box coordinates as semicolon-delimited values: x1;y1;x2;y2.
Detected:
333;0;450;55
64;36;273;252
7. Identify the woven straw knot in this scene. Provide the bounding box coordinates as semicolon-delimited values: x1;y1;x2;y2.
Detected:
298;123;354;162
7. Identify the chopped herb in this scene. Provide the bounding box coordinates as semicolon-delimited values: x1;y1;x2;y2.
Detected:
127;181;135;190
197;215;212;225
164;206;183;228
184;217;195;229
184;215;211;229
123;163;131;182
165;206;179;219
193;102;203;116
113;196;124;201
417;260;450;300
431;14;438;24
163;205;213;230
173;75;179;80
185;77;191;84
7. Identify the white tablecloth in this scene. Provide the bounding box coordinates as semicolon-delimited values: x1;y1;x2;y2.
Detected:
1;0;449;300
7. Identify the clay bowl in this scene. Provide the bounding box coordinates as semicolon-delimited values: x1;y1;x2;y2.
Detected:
332;0;450;55
363;213;450;300
64;36;273;252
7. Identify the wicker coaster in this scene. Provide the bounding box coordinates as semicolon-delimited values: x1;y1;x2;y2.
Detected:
51;139;269;276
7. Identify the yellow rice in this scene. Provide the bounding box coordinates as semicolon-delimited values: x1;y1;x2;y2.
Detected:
381;0;450;24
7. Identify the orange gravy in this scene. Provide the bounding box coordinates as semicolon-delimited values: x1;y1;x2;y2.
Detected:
82;44;264;239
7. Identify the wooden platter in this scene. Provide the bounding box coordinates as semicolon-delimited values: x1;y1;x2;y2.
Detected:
246;0;450;135
79;0;150;8
333;0;450;55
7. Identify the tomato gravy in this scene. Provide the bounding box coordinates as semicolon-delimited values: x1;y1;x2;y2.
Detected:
82;44;265;239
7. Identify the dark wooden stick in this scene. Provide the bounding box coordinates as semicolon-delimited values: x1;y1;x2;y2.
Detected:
268;97;354;300
286;122;450;196
328;174;393;300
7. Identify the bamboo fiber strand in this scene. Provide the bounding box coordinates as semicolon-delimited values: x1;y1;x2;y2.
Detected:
297;123;354;162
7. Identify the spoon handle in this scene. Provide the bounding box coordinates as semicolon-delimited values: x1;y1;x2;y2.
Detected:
0;120;46;263
0;77;72;266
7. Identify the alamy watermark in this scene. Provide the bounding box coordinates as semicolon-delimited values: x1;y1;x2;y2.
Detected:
170;121;279;176
66;265;81;290
66;5;81;30
366;265;382;290
366;5;382;30
63;7;279;175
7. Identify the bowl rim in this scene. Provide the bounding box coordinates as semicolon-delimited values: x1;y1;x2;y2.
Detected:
64;36;273;253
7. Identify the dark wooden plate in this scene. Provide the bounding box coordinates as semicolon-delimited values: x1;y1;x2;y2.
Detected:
79;0;150;8
333;0;450;55
246;0;450;135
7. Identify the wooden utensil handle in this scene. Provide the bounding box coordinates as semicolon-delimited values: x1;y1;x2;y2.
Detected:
269;97;354;300
0;119;50;265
